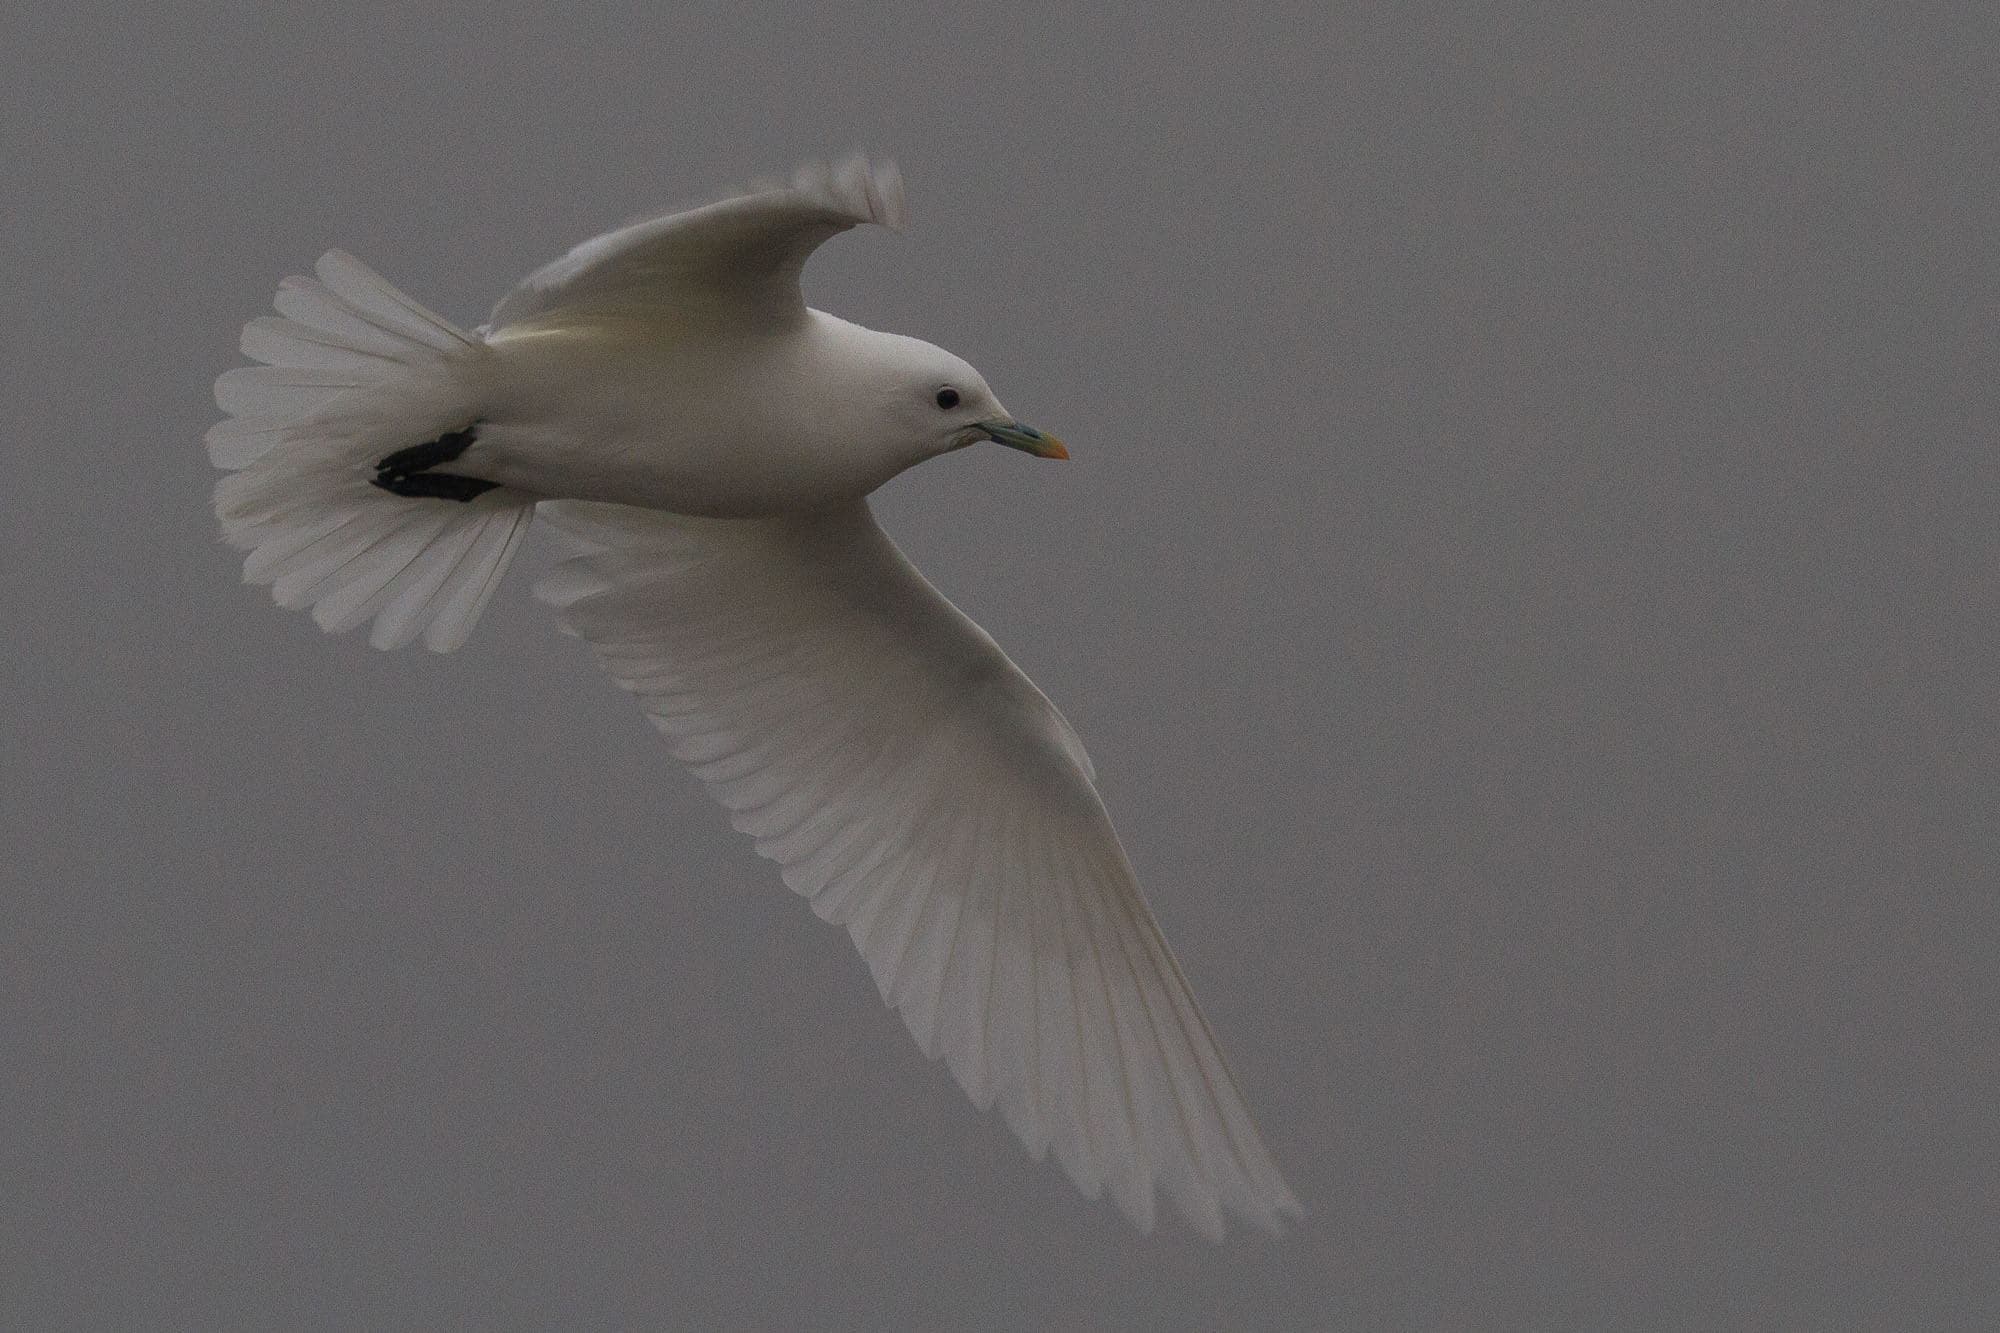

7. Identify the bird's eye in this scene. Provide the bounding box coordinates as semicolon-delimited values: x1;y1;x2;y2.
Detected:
935;387;961;411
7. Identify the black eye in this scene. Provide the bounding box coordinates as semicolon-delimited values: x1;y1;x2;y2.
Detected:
935;387;961;410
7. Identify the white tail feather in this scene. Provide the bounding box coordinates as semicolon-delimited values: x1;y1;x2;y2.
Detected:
211;251;533;651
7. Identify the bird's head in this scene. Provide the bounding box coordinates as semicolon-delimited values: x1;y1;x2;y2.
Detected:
870;334;1068;469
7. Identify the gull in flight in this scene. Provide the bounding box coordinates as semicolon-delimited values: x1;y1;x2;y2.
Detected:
210;156;1301;1239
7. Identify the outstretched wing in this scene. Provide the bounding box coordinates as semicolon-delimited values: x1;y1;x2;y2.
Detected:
536;500;1301;1240
487;155;906;333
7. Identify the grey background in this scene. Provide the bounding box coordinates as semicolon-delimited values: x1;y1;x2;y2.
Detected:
5;3;1996;1327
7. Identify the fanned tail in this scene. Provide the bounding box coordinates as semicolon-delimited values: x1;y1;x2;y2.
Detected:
210;251;534;651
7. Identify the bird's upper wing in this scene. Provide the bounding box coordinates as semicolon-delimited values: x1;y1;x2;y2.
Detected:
486;156;906;333
536;500;1302;1240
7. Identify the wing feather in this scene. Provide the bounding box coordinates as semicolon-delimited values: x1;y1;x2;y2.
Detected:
488;154;905;333
537;498;1300;1238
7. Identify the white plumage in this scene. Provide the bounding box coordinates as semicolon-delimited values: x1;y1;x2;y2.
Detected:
212;249;523;651
211;155;1301;1238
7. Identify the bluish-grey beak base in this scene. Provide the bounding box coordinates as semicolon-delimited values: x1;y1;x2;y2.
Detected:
978;419;1069;459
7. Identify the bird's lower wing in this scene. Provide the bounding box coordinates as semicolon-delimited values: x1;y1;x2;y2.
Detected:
536;499;1301;1239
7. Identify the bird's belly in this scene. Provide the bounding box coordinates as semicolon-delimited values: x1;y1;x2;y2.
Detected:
463;333;885;516
473;419;883;516
466;417;753;515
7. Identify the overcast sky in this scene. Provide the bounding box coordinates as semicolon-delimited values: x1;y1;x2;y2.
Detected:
6;3;1997;1326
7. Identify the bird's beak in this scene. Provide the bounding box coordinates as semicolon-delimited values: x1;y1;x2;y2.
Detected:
976;418;1069;460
